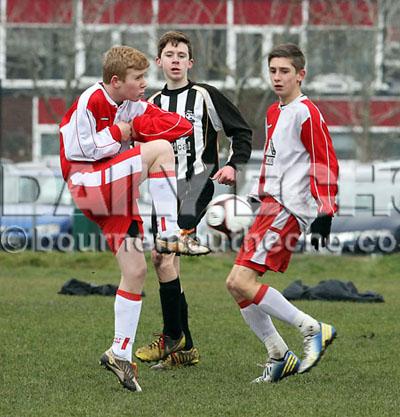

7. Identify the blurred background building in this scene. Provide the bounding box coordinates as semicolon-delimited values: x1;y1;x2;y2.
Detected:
1;0;399;163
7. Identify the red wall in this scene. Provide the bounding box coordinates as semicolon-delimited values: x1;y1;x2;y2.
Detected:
7;0;376;26
309;0;377;26
83;0;153;24
1;96;33;161
7;0;72;23
316;100;400;127
37;97;400;128
38;98;66;125
159;0;226;24
233;0;302;25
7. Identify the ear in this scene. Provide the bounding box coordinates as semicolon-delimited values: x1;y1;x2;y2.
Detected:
155;57;162;68
110;75;121;88
188;59;194;70
297;68;306;84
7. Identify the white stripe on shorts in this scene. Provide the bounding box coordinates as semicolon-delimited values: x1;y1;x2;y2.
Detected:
250;208;291;265
105;155;142;184
251;229;280;265
69;154;142;187
70;171;101;187
270;207;291;230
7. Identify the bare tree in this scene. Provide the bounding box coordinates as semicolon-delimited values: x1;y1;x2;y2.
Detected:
305;0;400;162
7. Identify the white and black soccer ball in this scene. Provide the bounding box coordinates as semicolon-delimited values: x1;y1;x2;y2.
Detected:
205;194;253;236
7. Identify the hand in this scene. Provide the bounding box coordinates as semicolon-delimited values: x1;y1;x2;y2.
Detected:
310;214;332;250
116;121;132;142
211;166;236;186
131;124;138;140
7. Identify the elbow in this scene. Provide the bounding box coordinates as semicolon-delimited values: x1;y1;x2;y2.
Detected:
182;124;193;137
180;118;193;136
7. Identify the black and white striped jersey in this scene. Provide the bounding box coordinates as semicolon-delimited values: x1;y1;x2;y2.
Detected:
148;81;252;180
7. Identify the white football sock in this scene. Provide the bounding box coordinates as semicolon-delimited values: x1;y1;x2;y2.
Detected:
112;290;142;361
264;333;289;361
148;172;179;237
240;303;288;360
257;286;302;325
293;312;320;336
257;286;320;336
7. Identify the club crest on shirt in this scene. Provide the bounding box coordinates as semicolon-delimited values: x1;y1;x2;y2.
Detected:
266;139;276;166
185;110;196;123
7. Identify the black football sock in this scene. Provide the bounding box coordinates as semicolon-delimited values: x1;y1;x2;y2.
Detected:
159;277;182;341
180;291;194;350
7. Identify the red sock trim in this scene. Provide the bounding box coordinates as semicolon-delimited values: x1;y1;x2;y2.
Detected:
238;299;252;309
161;216;166;232
116;289;142;301
253;284;269;305
148;170;176;178
121;337;130;350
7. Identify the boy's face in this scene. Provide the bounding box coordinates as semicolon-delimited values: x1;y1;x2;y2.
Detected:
268;57;305;103
156;41;193;83
114;68;148;102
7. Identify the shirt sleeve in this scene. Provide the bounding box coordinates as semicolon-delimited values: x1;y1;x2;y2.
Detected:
197;84;252;170
132;102;193;143
65;95;122;161
300;106;339;216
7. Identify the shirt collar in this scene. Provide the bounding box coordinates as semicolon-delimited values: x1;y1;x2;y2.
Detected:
279;93;307;110
161;80;194;96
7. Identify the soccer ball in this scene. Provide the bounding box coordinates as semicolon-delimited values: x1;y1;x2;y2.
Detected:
205;194;253;236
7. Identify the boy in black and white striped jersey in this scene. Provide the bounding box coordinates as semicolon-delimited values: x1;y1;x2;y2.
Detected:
134;31;252;369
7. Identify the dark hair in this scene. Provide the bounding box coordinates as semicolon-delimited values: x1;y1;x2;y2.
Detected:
158;31;193;59
268;43;305;72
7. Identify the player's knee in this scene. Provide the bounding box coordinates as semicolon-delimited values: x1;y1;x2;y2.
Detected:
151;139;173;157
141;140;172;163
126;261;147;282
151;250;175;275
226;269;250;298
226;270;240;293
160;141;175;163
135;262;148;280
151;249;171;268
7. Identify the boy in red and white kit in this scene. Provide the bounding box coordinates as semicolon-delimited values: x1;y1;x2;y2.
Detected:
59;46;209;392
226;44;339;383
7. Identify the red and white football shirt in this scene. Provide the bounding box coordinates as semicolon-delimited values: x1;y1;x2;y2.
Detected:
250;94;338;231
59;82;193;253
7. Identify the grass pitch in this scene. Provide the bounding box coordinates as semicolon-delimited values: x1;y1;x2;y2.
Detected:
1;251;399;417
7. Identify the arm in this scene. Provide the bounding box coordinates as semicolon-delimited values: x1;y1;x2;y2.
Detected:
300;104;339;250
132;102;193;143
63;101;123;162
200;84;252;171
199;84;252;184
300;107;339;217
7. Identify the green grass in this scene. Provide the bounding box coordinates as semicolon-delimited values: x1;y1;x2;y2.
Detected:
1;251;399;417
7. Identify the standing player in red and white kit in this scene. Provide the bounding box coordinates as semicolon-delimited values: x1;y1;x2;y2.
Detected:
59;46;209;392
226;44;339;383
